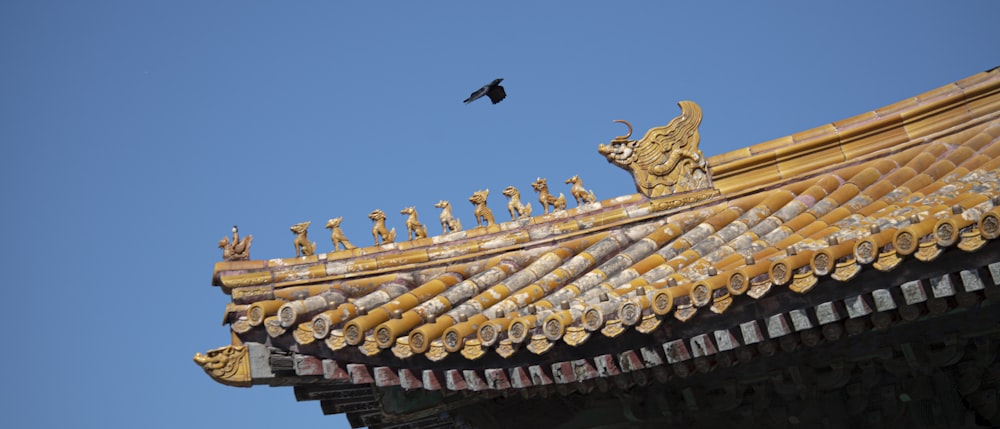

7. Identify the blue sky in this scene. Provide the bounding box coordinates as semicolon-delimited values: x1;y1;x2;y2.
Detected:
1;2;997;428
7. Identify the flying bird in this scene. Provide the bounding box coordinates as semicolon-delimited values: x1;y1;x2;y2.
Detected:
464;78;506;104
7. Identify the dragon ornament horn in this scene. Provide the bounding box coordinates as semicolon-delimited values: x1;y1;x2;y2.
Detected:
612;119;633;141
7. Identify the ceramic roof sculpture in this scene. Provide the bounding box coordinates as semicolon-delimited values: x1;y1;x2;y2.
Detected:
196;68;1000;429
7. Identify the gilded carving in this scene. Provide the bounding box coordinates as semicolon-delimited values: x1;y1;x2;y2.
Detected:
193;344;251;387
601;319;626;338
218;225;252;261
674;304;696;322
958;231;986;252
895;231;915;255
400;207;428;240
264;317;286;338
478;323;500;346
311;316;331;339
290;221;317;257
650;188;719;212
582;307;604;331
652;290;673;314
710;293;732;314
618;300;641;326
409;331;426;352
392;337;414;359
981;211;1000;238
326;330;347;351
691;284;711;307
531;177;566;214
231;318;251;334
368;209;397;245
501;186;533;220
293;323;315;345
461;339;486;360
468;189;495;227
527;334;554;355
936;222;956;244
771;263;790;285
496;339;517;358
747;278;772;299
832;260;861;281
598;101;713;198
543;318;562;340
344;323;363;345
231;285;273;300
426;340;448;362
563;326;590;346
508;319;529;343
635;314;662;334
222;272;274;289
360;335;380;357
376;326;394;348
854;240;876;264
565;175;597;206
444;330;461;351
812;253;831;276
246;302;271;326
915;241;943;262
789;272;817;294
728;272;747;295
434;200;462;234
325;217;356;251
873;250;902;272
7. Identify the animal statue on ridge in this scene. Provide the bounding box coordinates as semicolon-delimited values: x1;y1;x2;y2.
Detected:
400;206;429;240
566;175;597;206
531;177;567;214
598;100;712;198
368;209;397;245
434;200;462;234
290;221;317;257
501;185;532;221
218;225;252;261
325;217;356;251
468;189;495;227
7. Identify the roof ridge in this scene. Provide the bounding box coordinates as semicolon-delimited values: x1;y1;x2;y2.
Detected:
708;68;1000;195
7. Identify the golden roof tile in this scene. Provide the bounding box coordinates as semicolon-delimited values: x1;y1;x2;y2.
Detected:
199;69;1000;404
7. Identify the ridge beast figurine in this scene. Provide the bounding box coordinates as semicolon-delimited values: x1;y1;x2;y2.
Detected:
599;101;713;198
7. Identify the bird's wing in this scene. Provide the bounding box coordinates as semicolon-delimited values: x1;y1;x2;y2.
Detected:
487;85;506;104
464;86;487;103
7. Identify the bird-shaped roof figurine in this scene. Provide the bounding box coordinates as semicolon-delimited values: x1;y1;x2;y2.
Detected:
463;78;506;104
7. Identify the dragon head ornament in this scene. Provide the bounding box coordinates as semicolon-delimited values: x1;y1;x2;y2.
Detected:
598;100;713;198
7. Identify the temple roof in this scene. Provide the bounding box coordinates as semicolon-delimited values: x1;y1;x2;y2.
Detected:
197;68;1000;427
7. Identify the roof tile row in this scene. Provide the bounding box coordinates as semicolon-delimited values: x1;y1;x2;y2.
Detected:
206;68;1000;387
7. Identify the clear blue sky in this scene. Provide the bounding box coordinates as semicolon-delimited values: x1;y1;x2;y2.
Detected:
1;2;997;428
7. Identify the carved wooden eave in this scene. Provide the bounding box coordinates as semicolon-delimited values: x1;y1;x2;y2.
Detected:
197;68;1000;428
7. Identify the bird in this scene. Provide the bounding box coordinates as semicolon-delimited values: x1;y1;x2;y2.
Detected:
464;78;506;104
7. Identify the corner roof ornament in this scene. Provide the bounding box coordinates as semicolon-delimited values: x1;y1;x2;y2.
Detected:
599;100;715;199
